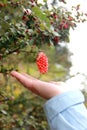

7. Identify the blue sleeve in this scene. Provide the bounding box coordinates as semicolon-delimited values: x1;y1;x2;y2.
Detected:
43;90;87;130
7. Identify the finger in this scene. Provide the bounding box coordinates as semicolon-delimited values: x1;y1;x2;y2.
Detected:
11;71;44;96
11;71;33;89
50;81;64;85
21;73;37;81
11;71;52;97
11;71;60;99
11;71;45;88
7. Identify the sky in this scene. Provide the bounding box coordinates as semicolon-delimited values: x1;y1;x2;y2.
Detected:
63;0;87;91
64;0;87;74
49;0;87;91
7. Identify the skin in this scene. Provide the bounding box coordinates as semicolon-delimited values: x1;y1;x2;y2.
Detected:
11;71;72;100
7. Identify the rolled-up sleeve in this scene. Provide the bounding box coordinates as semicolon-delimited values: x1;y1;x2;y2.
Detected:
44;90;87;130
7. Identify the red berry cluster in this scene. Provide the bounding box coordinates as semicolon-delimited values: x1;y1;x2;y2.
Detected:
36;52;48;74
51;13;58;19
59;20;69;30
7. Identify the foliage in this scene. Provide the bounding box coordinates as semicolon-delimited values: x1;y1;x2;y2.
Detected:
0;0;87;73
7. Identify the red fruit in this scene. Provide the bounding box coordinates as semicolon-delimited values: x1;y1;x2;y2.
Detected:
22;15;27;21
63;23;69;29
59;21;69;30
54;36;59;44
52;13;58;19
36;52;48;74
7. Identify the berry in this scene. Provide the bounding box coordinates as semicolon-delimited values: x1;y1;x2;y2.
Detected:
22;15;27;21
59;20;69;30
51;13;58;19
54;36;59;44
36;52;48;74
63;23;69;29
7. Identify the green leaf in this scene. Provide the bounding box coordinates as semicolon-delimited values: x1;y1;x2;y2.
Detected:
39;23;46;30
52;30;60;36
32;6;51;28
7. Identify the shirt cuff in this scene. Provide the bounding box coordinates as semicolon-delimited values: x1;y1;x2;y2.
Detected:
43;90;85;121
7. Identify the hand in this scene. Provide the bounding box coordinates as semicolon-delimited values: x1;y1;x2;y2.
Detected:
11;71;71;99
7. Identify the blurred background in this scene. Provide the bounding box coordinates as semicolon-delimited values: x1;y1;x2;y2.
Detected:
0;0;87;130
